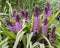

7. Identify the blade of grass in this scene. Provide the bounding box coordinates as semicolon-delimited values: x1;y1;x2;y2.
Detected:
13;26;26;48
48;10;60;24
6;1;12;21
43;35;54;48
13;31;25;48
26;32;33;48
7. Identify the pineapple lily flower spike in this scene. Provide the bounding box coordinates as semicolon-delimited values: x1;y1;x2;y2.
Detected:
33;5;40;36
49;26;56;43
44;2;52;19
42;2;52;36
5;10;22;34
21;9;29;21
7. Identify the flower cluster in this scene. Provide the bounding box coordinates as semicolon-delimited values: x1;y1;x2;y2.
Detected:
42;2;56;43
5;2;56;43
42;2;53;36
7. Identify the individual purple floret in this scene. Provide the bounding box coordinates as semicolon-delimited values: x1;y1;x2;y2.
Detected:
44;2;52;19
21;9;29;21
49;26;56;43
42;18;48;36
33;5;40;36
12;10;18;20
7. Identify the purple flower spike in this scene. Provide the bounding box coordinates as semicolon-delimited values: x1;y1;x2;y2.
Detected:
49;26;56;43
42;18;48;36
33;5;40;36
5;12;22;33
21;9;29;21
44;2;52;19
33;17;40;36
13;10;18;20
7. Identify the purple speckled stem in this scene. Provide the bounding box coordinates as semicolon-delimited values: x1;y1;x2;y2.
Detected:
5;12;22;33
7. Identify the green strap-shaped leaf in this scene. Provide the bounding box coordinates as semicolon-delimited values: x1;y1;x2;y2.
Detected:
6;1;12;21
33;42;40;48
43;36;54;48
0;26;16;39
13;31;25;48
0;13;8;15
48;10;60;24
0;37;8;46
13;26;26;48
26;32;33;48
